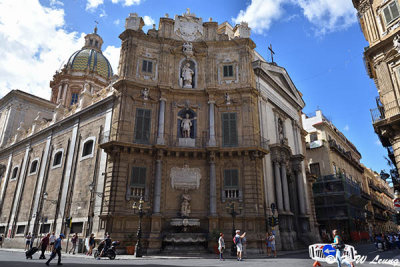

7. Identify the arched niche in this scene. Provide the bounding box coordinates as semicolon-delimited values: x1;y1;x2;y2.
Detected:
179;59;197;89
177;109;197;139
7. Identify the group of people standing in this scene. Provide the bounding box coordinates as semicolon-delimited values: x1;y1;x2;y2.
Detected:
217;230;277;261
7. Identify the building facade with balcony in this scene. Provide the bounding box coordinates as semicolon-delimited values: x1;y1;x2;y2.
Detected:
302;110;370;242
352;0;400;191
0;11;318;253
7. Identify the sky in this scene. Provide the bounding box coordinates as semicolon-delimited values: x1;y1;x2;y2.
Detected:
0;0;391;179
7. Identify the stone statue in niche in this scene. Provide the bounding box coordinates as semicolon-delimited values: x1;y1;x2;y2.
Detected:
181;62;194;88
141;88;149;100
179;113;194;138
278;118;284;144
180;193;191;217
225;92;231;105
394;34;400;52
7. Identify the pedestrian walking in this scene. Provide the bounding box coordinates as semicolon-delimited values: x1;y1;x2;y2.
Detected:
87;233;95;256
266;232;276;257
45;233;64;266
39;233;50;259
0;234;3;248
68;233;78;254
25;232;32;251
49;232;56;252
332;229;352;267
218;233;225;261
233;230;246;261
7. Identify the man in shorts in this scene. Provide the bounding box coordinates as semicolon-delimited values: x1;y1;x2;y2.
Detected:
234;230;246;261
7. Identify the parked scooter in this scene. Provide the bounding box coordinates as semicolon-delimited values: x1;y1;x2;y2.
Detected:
94;241;120;260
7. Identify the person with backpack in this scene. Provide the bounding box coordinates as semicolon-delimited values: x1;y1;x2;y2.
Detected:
233;230;246;261
332;229;352;267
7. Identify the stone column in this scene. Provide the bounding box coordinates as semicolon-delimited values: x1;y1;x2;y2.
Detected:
153;153;162;214
156;98;166;145
62;83;68;106
296;170;306;215
208;101;216;146
209;153;217;215
281;163;291;212
56;84;62;103
274;161;284;211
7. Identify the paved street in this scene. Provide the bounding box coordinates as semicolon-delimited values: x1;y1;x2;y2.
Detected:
0;243;399;267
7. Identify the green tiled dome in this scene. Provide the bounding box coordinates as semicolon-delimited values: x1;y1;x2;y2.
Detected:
66;48;113;79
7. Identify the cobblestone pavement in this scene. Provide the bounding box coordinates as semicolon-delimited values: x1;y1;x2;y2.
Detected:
0;243;399;267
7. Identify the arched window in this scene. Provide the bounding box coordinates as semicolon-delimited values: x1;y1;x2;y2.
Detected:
11;167;19;180
53;151;63;167
29;159;39;175
81;137;96;160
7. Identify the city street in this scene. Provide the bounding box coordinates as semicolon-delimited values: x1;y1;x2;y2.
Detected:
0;243;399;267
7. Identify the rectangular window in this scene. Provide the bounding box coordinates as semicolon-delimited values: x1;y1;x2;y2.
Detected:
383;1;400;24
310;133;318;142
16;225;25;234
0;226;5;235
223;65;234;77
130;167;146;198
224;169;239;199
310;163;321;178
142;60;153;73
222;113;238;147
71;222;83;234
134;109;151;144
40;224;50;234
70;93;79;105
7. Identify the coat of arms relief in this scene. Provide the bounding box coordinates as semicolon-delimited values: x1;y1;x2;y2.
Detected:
174;9;203;42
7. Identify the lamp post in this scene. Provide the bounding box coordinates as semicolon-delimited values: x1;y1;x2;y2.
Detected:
88;182;103;236
225;201;242;256
132;197;146;257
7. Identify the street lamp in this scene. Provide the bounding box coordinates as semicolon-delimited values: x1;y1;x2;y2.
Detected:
89;182;103;197
225;201;242;256
132;197;146;257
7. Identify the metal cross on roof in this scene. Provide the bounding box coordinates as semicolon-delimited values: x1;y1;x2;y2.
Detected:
268;44;275;63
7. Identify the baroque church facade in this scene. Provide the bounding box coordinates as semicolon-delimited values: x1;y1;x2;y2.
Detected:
0;11;319;253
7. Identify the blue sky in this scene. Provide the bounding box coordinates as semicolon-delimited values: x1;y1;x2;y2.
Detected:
0;0;390;178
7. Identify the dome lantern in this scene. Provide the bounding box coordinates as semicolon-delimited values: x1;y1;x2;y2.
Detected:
82;26;104;52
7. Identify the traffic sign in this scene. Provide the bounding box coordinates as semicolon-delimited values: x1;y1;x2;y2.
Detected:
322;244;336;257
394;198;400;211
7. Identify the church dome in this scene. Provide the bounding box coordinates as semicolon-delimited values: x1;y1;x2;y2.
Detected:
66;48;113;79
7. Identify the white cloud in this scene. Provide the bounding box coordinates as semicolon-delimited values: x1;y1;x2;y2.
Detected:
343;125;349;131
143;15;155;26
103;46;120;75
113;19;120;25
233;0;287;34
296;0;357;35
86;0;104;10
87;0;141;10
50;0;64;6
233;0;357;35
0;0;85;99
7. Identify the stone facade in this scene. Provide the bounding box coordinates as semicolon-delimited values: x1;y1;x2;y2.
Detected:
353;0;400;191
0;11;319;254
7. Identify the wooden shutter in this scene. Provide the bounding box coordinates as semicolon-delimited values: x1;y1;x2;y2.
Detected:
131;167;146;187
224;169;239;189
135;109;151;143
222;113;238;147
142;60;147;72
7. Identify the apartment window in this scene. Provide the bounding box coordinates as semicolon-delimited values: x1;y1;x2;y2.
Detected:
224;169;239;199
129;167;146;198
134;109;151;144
40;224;50;234
0;226;5;235
310;163;321;178
223;65;234;77
142;60;153;73
310;133;318;142
222;113;238;147
81;138;95;159
70;93;79;105
11;167;18;180
29;159;39;175
53;151;63;167
383;1;400;24
16;225;25;234
71;222;83;234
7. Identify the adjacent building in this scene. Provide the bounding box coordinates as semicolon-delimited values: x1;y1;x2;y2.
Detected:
352;0;400;192
0;11;319;253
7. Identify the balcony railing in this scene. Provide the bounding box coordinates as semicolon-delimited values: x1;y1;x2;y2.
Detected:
328;140;363;171
370;99;400;123
100;131;269;150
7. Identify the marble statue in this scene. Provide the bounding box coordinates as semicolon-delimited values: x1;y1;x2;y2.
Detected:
278;118;284;143
225;92;231;105
181;63;194;88
142;88;149;100
181;193;191;217
394;35;400;52
180;113;193;138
